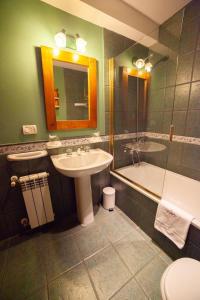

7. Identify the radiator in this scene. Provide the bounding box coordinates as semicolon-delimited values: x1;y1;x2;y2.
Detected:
19;172;54;229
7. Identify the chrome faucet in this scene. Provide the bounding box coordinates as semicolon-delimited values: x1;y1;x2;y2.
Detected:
66;148;72;156
135;150;141;166
77;146;84;155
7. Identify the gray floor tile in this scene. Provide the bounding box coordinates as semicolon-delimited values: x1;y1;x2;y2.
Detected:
48;263;97;300
118;210;140;230
45;224;84;241
75;224;110;259
94;206;117;223
111;278;148;300
147;240;163;254
85;246;131;300
7;235;43;267
1;259;46;300
114;233;156;275
159;251;173;265
44;234;82;281
96;213;135;243
136;256;167;300
1;236;46;300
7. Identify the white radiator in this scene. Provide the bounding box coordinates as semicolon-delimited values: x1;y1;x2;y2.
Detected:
19;172;54;229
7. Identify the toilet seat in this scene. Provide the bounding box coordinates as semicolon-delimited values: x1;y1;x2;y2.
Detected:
161;258;200;300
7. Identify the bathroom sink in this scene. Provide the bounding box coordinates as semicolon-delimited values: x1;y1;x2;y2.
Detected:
125;141;166;153
51;148;113;178
51;149;113;227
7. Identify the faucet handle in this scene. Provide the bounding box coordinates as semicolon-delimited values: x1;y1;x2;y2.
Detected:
66;148;72;156
76;146;84;155
84;145;90;152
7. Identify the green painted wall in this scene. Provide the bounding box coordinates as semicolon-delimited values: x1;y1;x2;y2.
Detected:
0;0;104;145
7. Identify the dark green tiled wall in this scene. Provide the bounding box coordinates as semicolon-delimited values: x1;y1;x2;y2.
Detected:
147;1;200;138
146;0;200;181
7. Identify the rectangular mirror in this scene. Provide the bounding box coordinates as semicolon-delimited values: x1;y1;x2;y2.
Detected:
41;46;97;130
53;61;88;121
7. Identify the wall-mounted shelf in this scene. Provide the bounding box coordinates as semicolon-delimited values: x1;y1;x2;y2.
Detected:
7;150;48;161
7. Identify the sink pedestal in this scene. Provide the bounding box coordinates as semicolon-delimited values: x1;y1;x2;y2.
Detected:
74;175;94;226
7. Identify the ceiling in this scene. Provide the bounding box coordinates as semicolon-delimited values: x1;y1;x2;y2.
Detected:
123;0;191;24
41;0;191;47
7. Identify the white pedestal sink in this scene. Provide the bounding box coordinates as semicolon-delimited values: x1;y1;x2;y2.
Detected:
51;149;113;226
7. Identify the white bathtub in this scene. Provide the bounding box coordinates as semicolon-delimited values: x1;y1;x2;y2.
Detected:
112;162;200;229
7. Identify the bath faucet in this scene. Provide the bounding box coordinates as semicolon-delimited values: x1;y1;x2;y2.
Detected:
129;149;140;166
135;150;141;166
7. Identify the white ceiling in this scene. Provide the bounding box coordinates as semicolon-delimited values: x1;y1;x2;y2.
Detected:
41;0;191;48
123;0;191;24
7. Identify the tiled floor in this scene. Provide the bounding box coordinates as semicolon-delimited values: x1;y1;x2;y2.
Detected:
0;206;172;300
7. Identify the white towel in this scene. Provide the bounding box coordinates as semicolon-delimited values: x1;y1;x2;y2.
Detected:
154;200;193;249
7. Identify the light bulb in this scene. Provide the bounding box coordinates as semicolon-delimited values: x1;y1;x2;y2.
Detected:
135;58;145;69
73;53;79;62
53;48;60;56
54;31;66;48
138;70;143;76
76;37;87;53
145;62;152;72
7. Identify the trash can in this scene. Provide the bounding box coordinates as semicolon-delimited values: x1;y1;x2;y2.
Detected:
103;187;115;210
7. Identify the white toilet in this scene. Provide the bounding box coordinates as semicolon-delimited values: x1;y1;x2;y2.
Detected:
161;257;200;300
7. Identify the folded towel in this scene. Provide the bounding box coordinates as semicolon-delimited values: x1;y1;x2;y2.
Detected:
154;200;193;249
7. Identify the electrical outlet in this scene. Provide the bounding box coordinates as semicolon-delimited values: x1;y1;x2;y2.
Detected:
22;125;37;135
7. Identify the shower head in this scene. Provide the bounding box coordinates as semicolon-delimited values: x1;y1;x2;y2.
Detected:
152;56;169;69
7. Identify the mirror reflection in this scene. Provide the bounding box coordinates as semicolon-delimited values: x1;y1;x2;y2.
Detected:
53;60;88;121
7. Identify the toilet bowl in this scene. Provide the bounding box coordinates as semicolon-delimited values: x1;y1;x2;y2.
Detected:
161;258;200;300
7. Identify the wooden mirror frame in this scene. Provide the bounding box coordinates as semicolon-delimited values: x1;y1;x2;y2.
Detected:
41;46;97;130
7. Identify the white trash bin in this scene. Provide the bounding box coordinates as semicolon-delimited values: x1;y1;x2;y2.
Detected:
103;187;115;210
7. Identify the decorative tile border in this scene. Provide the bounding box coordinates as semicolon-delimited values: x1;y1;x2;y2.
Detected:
114;132;145;140
1;131;200;155
0;136;109;155
145;132;200;145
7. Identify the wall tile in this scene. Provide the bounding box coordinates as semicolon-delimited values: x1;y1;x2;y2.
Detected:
162;111;172;133
172;110;187;135
166;58;177;87
147;111;163;132
180;17;200;54
150;61;167;89
164;87;175;111
167;142;183;172
184;0;200;21
174;83;190;110
181;143;200;171
148;89;165;112
192;50;200;81
176;52;194;84
189;81;200;109
185;109;200;137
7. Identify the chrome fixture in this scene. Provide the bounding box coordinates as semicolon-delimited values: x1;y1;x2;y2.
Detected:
66;148;73;156
54;30;87;53
84;145;91;152
132;53;154;72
